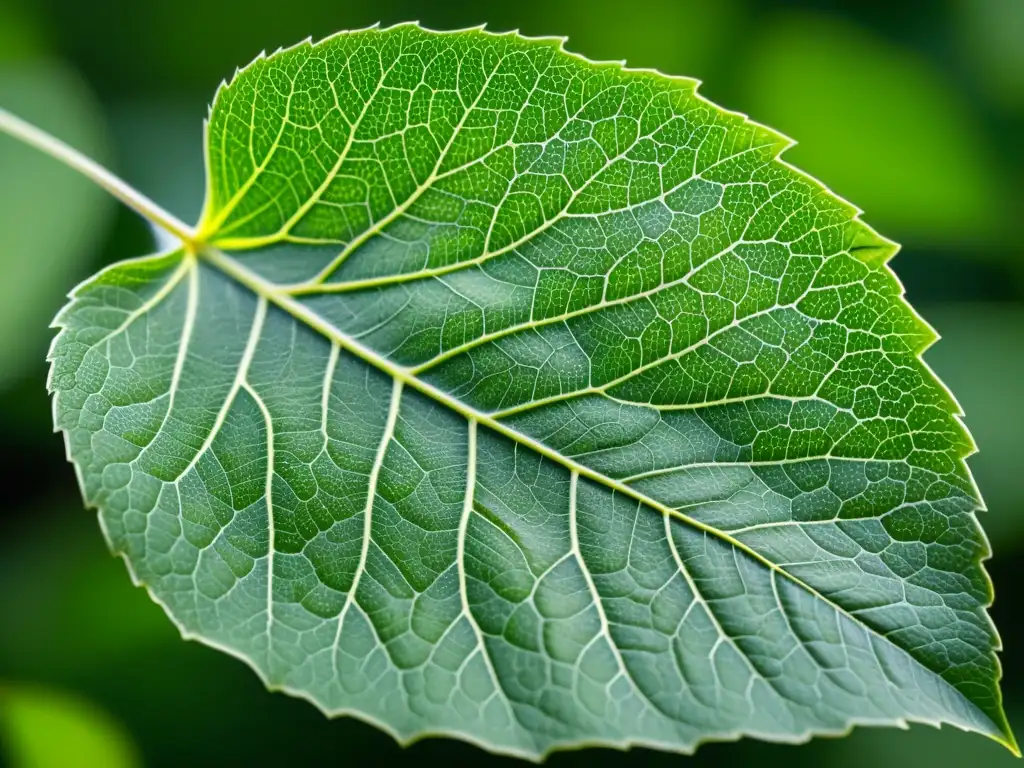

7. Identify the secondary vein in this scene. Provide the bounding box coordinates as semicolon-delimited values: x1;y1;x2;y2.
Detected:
197;243;929;667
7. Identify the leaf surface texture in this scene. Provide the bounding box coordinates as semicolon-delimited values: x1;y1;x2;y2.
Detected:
48;24;1012;759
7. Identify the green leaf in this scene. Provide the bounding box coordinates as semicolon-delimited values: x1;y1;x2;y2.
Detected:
42;24;1013;760
0;684;140;768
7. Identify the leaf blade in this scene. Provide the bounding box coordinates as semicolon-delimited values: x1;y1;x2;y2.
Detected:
47;23;1014;759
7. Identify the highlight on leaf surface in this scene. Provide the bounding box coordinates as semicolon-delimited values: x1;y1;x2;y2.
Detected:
26;22;1016;760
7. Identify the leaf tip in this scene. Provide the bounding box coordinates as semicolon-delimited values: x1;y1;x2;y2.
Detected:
992;721;1020;758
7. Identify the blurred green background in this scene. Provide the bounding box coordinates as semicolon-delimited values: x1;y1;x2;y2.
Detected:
0;0;1021;765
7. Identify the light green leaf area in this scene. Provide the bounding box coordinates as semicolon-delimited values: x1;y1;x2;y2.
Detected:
47;24;1013;760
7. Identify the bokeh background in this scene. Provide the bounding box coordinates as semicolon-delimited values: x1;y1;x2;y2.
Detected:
0;0;1021;765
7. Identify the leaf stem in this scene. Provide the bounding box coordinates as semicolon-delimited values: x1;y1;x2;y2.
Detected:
0;105;197;246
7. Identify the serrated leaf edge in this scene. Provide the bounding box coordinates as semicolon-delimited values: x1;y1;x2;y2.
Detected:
31;21;1015;760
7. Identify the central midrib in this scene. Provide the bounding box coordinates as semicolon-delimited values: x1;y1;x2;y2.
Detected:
195;243;996;730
